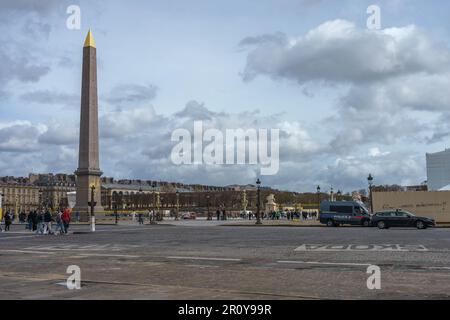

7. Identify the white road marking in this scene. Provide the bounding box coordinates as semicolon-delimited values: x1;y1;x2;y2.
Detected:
75;253;140;258
24;244;141;251
0;231;32;234
0;235;36;240
295;244;429;252
26;247;105;251
277;260;372;267
93;227;157;233
167;256;242;262
185;264;220;268
424;266;450;270
0;249;55;255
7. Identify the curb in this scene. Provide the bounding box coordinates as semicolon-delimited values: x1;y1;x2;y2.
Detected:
221;224;450;228
221;224;323;228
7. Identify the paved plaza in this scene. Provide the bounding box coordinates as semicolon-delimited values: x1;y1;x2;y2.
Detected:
1;222;450;300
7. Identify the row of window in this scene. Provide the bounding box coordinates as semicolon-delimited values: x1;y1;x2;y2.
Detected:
0;188;40;195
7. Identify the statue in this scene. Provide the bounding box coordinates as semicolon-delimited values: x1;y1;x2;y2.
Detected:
265;194;277;212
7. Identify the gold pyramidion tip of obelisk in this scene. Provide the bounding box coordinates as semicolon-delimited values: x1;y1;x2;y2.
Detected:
84;29;96;48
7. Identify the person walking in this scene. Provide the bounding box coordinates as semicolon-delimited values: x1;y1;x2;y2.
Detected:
19;211;26;224
148;209;153;223
216;209;221;221
36;210;45;234
43;210;52;235
26;211;32;230
55;210;65;235
4;211;12;231
61;209;71;234
31;210;38;231
222;209;227;221
138;212;144;225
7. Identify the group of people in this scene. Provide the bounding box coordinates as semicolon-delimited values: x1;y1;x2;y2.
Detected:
243;210;318;221
216;209;228;220
131;211;146;224
0;208;72;235
267;210;318;220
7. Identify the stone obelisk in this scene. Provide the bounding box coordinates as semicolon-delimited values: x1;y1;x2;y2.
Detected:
74;30;104;216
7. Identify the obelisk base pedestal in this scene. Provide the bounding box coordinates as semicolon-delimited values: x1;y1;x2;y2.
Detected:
74;169;104;222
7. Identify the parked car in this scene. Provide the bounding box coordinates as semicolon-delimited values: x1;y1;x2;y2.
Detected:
371;210;435;229
319;200;371;227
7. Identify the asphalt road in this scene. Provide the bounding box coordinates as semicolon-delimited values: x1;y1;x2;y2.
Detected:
1;222;450;300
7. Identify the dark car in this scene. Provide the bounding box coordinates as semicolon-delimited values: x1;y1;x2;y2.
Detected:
371;210;435;229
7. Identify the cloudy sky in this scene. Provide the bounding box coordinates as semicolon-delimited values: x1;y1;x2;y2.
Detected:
1;0;450;193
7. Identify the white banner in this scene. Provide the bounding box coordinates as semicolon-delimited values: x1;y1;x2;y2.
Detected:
67;192;76;209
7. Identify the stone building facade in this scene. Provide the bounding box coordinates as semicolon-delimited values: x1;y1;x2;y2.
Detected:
0;177;40;213
30;173;76;210
0;174;76;213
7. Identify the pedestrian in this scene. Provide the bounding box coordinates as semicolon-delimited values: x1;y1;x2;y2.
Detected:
76;211;80;223
222;209;227;221
43;210;53;235
19;211;26;223
138;212;144;225
26;211;32;230
148;209;153;223
216;209;220;221
36;210;45;234
61;208;71;234
302;211;307;221
31;210;38;231
4;211;12;231
55;210;65;235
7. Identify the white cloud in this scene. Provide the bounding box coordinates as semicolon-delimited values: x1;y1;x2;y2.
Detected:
104;84;158;105
240;20;450;84
241;19;450;158
368;147;390;157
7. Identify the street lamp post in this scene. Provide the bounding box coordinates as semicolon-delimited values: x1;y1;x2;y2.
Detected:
316;185;321;214
368;174;374;214
256;178;262;225
160;196;164;221
113;192;118;225
155;192;161;222
150;183;157;225
139;188;143;211
206;193;211;221
175;191;180;221
14;195;19;222
0;193;4;222
117;192;123;225
88;185;97;232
